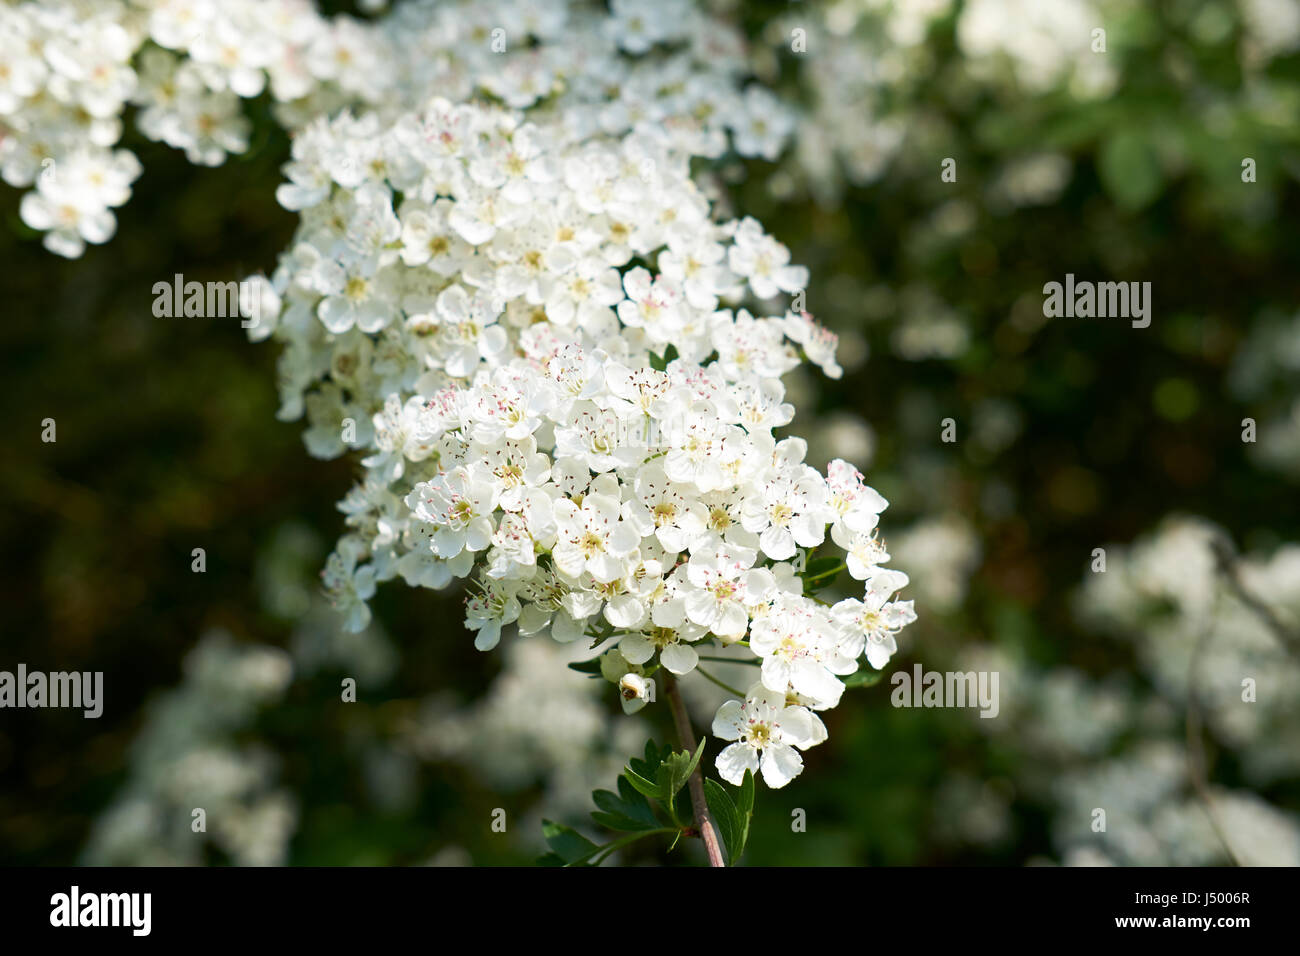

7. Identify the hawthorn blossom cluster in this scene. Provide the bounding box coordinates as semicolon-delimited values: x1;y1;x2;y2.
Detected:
414;637;651;819
956;0;1117;96
2;0;384;256
2;0;792;257
947;516;1300;865
83;631;297;866
772;0;1115;199
244;4;910;788
1078;516;1300;774
2;0;331;256
5;0;910;792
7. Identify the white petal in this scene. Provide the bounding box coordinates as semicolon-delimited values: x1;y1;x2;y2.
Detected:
759;743;803;788
474;622;501;652
618;633;655;665
775;706;819;749
790;659;844;707
865;639;895;670
660;642;698;675
711;699;746;741
715;741;759;785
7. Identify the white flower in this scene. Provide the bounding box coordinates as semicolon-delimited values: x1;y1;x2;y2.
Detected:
616;267;686;341
113;0;920;782
626;465;708;553
609;0;691;54
832;569;916;670
18;148;140;258
552;493;639;583
660;402;744;494
740;462;830;561
729;86;796;161
675;549;762;640
825;458;888;539
784;311;843;380
406;467;498;559
841;531;892;581
321;544;377;632
618;623;705;675
749;601;847;707
364;394;435;483
658;236;731;311
434;286;509;378
465;579;521;651
316;260;399;335
728;217;808;300
712;693;821;788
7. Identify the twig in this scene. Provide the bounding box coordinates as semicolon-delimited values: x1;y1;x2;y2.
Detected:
662;672;726;867
696;654;759;666
1210;535;1300;661
802;561;846;585
1184;590;1242;866
694;665;747;698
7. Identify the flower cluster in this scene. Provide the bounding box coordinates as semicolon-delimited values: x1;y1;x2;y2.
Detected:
1078;516;1300;772
414;637;651;820
946;516;1300;865
2;0;353;256
2;0;145;257
81;631;297;866
3;0;794;257
5;0;898;792
956;0;1117;96
245;4;909;789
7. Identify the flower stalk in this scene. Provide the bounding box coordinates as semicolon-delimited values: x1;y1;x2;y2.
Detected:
662;672;726;867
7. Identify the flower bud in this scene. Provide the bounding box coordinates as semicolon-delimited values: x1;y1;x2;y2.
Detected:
618;673;650;714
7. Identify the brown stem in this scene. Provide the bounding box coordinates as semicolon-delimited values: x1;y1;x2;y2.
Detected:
1185;597;1242;866
1211;535;1300;661
661;672;726;867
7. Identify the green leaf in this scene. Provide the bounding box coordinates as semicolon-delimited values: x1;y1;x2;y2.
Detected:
589;811;637;832
705;771;756;865
590;783;662;832
616;775;659;822
704;778;742;865
648;344;679;372
1098;131;1162;211
567;657;604;677
681;739;707;792
628;739;669;780
541;820;598;866
843;667;887;688
660;739;705;800
619;738;702;827
1039;102;1116;150
592;788;627;817
655;761;674;795
589;811;644;832
654;763;684;824
623;767;662;800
